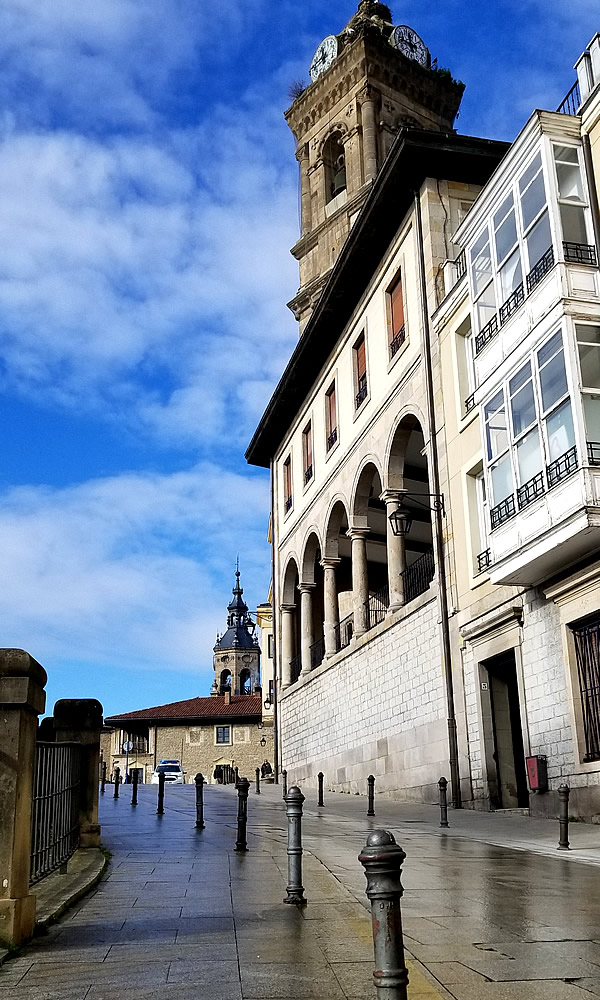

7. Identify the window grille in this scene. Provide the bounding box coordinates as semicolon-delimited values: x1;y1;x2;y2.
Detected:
571;618;600;762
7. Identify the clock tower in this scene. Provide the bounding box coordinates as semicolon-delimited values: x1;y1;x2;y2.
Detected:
286;1;464;331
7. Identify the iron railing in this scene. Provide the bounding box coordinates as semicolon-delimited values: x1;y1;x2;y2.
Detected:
334;613;353;652
455;249;466;281
30;742;81;885
476;548;491;573
526;246;554;293
304;464;313;485
475;314;498;355
490;494;516;530
284;495;292;513
310;636;325;669
571;618;600;762
557;80;581;116
365;585;389;631
290;655;301;684
588;441;600;465
401;549;435;604
464;393;475;415
356;373;368;408
389;325;406;359
517;471;545;510
547;445;578;489
499;283;525;326
326;427;338;451
563;242;597;266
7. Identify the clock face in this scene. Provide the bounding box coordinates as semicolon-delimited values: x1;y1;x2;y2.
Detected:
309;35;339;82
391;25;429;67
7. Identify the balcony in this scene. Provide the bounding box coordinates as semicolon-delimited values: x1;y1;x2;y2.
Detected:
389;325;406;360
487;445;600;586
326;427;338;451
355;374;368;408
304;464;313;486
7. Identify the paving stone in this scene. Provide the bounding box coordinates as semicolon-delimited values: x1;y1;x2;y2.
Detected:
446;983;593;999
18;960;170;987
166;958;240;984
240;962;346;999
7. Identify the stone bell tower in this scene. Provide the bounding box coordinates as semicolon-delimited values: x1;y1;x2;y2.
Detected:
286;1;464;332
211;568;261;697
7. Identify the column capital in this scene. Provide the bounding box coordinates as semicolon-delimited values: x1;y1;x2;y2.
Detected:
357;83;379;106
346;526;370;541
298;582;317;594
280;603;296;614
380;489;409;507
320;557;341;571
295;142;310;163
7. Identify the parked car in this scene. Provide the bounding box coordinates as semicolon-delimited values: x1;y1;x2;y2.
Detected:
150;760;185;784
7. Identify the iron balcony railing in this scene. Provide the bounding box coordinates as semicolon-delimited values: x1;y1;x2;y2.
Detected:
547;445;578;489
356;373;368;408
401;549;435;604
334;612;353;652
304;464;313;485
526;246;554;293
557;80;581;116
571;617;600;762
517;471;545;510
476;548;491;574
464;393;475;415
284;495;292;513
475;314;498;355
389;325;406;359
30;742;81;885
364;585;389;631
588;441;600;465
490;494;516;531
455;249;466;281
326;427;338;451
290;655;301;684
499;283;524;327
563;241;597;266
310;635;325;669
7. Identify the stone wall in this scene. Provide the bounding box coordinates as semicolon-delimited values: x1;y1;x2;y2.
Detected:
280;593;448;802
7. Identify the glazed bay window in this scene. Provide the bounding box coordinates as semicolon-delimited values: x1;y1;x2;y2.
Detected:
388;271;406;359
302;422;313;485
553;144;596;264
519;153;553;292
325;381;337;451
494;192;523;325
485;329;577;529
354;333;368;408
576;324;600;463
283;455;292;513
471;227;497;349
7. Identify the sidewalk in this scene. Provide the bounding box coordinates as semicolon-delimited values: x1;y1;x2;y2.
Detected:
1;782;599;999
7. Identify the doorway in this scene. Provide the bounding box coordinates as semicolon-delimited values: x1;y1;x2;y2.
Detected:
482;651;529;809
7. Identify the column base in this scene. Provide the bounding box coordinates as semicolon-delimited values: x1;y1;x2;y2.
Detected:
0;894;36;948
80;825;101;848
387;602;404;615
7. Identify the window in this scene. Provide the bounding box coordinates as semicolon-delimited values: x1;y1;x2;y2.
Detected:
354;333;368;408
325;382;338;451
323;132;346;203
215;726;231;745
302;422;313;485
518;153;552;280
283;456;292;513
471;227;496;333
467;465;490;574
388;272;406;359
455;315;475;413
576;324;600;450
553;145;591;257
267;633;274;658
570;616;600;762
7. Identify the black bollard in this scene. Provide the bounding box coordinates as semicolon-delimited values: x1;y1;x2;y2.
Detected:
157;771;165;815
234;766;239;787
235;777;250;852
317;771;324;807
438;776;449;828
131;769;138;807
255;767;261;794
284;786;306;905
367;774;375;816
359;830;409;1000
195;773;205;829
282;769;288;798
558;783;570;850
113;766;120;799
100;761;107;795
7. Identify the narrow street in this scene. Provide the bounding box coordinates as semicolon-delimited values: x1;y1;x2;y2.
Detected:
1;782;600;999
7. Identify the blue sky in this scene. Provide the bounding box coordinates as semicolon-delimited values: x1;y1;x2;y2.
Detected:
0;0;597;719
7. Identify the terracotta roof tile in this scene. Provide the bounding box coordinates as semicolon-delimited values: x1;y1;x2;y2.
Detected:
105;694;262;725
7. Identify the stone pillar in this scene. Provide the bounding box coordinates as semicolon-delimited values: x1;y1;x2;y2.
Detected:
348;528;370;637
297;143;312;235
280;604;296;689
53;699;104;848
381;490;407;611
321;557;341;657
360;87;379;184
299;583;316;676
0;648;47;947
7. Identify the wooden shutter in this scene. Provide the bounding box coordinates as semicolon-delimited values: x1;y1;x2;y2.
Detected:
304;425;312;468
356;336;366;378
328;385;336;431
390;274;404;338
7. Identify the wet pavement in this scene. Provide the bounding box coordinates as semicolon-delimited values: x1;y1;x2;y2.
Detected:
1;781;600;998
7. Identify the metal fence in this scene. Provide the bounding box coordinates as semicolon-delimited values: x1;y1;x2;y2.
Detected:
30;742;81;885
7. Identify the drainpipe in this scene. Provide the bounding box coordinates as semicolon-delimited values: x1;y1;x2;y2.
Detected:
582;135;600;253
414;189;462;809
270;460;280;782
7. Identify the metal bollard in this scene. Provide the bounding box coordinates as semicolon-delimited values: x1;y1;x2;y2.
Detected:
438;776;449;828
235;777;250;852
100;761;107;795
113;766;120;799
195;773;205;829
131;769;138;807
558;783;570;850
234;766;239;787
284;786;306;905
255;767;261;794
317;771;324;807
157;771;165;815
282;769;287;798
367;774;375;817
359;830;409;1000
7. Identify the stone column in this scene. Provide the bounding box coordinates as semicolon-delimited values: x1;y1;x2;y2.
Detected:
0;648;47;947
297;143;312;235
321;557;341;657
381;490;407;611
53;699;104;848
299;583;316;676
348;528;370;637
280;604;296;689
360;87;379;183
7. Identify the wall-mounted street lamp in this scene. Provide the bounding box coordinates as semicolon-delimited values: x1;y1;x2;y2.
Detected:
260;736;267;748
388;493;445;537
263;698;272;711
